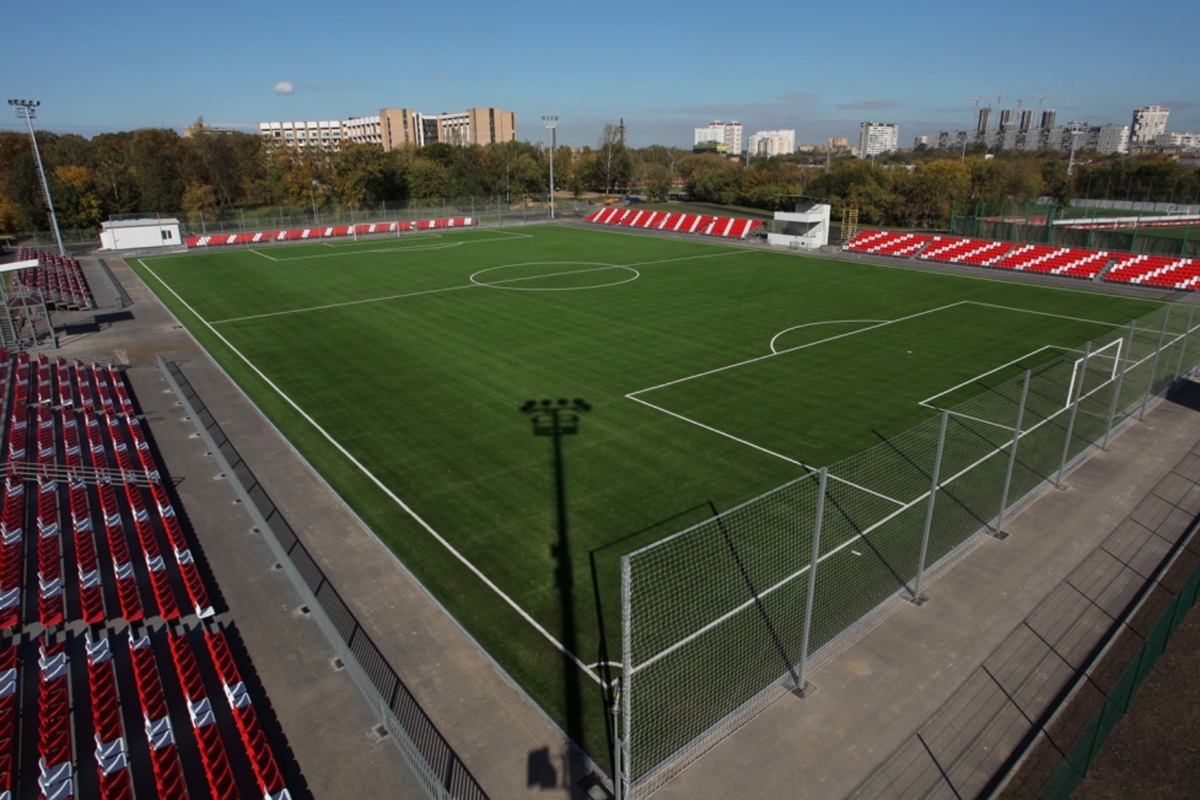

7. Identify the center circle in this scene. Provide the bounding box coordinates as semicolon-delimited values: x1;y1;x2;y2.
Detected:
469;262;640;291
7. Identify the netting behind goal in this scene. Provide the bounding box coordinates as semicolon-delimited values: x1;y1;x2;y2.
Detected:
618;295;1200;799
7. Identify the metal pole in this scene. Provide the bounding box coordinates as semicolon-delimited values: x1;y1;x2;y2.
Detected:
1140;306;1172;420
1175;292;1198;379
1103;321;1137;450
796;468;827;694
997;370;1032;531
10;100;67;257
913;410;949;602
619;556;633;800
1057;342;1092;487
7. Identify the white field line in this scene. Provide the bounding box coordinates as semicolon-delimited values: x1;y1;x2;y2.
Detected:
628;301;972;399
213;283;479;325
633;318;1198;674
625;394;810;469
826;473;907;507
213;251;751;325
919;345;1062;408
135;257;605;687
769;320;886;355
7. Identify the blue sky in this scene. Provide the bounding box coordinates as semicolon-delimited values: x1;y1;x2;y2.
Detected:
4;0;1196;149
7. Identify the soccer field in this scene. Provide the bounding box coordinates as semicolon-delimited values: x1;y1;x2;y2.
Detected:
132;224;1163;768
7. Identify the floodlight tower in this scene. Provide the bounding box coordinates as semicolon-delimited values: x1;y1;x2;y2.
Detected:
542;116;558;220
9;99;66;256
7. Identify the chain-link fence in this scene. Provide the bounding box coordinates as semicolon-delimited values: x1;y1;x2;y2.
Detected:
10;195;609;250
616;294;1200;799
951;216;1200;259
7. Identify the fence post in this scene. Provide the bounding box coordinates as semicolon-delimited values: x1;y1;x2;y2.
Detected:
913;410;949;603
619;555;633;799
1103;321;1138;450
1057;342;1092;487
1140;306;1173;421
998;370;1032;531
796;467;827;694
1175;292;1198;379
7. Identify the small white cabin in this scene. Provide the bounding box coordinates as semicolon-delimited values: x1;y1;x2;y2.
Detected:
99;218;183;251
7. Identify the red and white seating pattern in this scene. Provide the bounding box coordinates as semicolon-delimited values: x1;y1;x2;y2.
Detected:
206;628;290;800
1103;254;1200;290
184;217;475;248
843;230;1200;289
992;245;1110;279
842;230;934;257
0;643;17;799
85;636;134;800
13;248;95;310
584;207;764;239
0;351;293;798
917;237;1013;266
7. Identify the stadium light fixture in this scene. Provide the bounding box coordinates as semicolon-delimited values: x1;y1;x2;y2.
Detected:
542;116;558;220
9;99;67;256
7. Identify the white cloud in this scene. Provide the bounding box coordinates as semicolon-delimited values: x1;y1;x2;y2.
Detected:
273;81;295;95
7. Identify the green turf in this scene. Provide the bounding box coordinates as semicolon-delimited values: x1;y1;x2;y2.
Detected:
131;224;1163;769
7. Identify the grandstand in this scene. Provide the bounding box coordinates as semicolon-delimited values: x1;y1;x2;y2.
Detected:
584;207;763;239
0;352;293;800
13;247;94;310
843;229;1198;290
185;217;475;248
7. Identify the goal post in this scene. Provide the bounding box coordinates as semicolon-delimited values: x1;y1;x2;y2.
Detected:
1067;337;1123;408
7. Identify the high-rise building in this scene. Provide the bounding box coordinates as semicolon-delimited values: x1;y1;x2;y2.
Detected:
747;129;796;157
858;122;899;158
694;121;744;156
1019;109;1035;133
1130;105;1170;144
1040;109;1057;130
977;107;992;135
260;106;516;152
998;108;1014;131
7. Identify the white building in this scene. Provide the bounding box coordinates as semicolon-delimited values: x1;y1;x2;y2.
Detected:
858;122;899;159
260;107;516;152
767;197;830;251
1130;105;1170;144
694;121;744;156
1156;131;1200;149
747;129;796;157
98;218;183;251
1089;124;1130;155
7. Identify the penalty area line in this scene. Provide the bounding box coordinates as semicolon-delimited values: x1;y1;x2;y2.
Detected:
134;257;605;687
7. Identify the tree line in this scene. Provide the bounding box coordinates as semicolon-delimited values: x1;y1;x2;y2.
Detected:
1;119;1197;234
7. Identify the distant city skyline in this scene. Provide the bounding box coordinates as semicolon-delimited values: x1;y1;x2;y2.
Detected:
4;0;1196;150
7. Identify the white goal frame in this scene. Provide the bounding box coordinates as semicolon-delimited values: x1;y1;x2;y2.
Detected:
1067;337;1123;408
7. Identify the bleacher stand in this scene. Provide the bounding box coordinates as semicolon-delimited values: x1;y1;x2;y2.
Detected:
0;351;293;799
584;208;764;239
13;248;94;310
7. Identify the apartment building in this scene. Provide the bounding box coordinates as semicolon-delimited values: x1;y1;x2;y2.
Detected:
747;129;796;157
260;107;516;152
858;122;900;158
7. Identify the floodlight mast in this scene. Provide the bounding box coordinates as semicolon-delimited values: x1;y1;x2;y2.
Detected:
542;116;558;220
9;99;66;256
